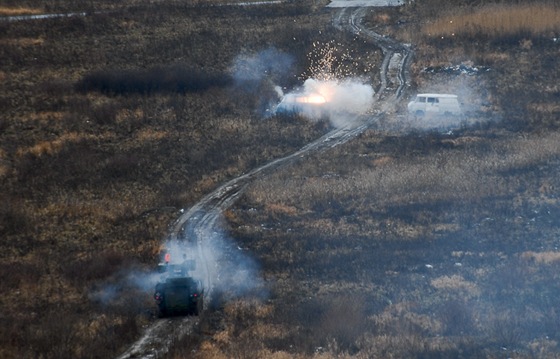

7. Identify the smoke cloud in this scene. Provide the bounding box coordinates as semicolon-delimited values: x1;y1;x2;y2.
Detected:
232;47;294;85
160;211;267;302
231;48;296;116
89;210;265;311
276;78;375;128
230;45;376;125
89;268;161;308
89;220;266;309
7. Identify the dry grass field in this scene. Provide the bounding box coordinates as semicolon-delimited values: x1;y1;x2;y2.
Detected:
0;6;43;16
0;1;332;357
423;3;560;40
1;0;560;358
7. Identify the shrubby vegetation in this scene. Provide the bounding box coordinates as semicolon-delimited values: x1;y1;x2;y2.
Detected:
222;131;560;358
1;0;559;358
0;1;328;358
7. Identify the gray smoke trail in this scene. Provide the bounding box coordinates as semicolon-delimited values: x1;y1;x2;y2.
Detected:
232;47;294;85
231;47;295;116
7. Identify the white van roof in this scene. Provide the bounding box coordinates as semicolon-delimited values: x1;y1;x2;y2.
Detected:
416;93;458;98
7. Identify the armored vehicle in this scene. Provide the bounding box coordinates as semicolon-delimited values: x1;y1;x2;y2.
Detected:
154;260;203;317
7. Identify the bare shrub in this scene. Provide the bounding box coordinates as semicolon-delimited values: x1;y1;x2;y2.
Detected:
487;310;523;349
485;267;522;306
438;299;475;336
316;295;369;353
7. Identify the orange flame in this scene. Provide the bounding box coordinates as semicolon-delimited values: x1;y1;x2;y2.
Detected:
295;94;327;104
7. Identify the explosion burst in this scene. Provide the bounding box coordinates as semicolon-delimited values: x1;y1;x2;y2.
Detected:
303;39;377;81
275;40;376;126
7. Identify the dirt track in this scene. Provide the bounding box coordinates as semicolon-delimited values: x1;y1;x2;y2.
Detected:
116;6;412;359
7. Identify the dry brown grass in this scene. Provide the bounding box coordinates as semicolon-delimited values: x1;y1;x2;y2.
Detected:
431;275;481;298
246;132;560;221
0;37;45;46
0;6;43;16
265;203;299;217
521;251;560;265
423;3;560;39
209;3;560;358
225;121;560;357
3;0;560;358
0;1;335;357
15;132;96;157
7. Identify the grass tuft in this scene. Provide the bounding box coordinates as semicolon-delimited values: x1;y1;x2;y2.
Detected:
0;6;43;16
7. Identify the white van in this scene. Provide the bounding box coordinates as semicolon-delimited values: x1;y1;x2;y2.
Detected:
407;93;462;117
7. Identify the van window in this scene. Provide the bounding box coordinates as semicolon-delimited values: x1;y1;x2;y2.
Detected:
427;97;439;103
416;96;426;103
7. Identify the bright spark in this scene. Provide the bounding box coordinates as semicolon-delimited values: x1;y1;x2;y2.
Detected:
303;39;376;81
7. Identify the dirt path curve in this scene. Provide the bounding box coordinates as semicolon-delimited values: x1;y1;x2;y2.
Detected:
333;7;413;104
116;6;412;359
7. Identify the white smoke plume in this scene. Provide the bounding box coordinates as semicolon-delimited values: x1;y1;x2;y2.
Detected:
273;39;376;127
89;268;161;308
276;78;375;128
159;212;267;302
303;78;374;115
89;222;266;309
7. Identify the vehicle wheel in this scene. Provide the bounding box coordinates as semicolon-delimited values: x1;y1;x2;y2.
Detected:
415;110;424;117
157;306;167;318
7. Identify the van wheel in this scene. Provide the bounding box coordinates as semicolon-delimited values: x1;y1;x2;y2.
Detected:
415;110;424;117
